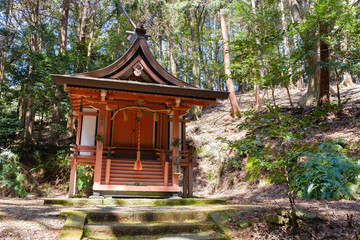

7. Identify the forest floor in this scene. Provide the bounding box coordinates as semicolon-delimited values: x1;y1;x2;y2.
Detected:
1;85;360;240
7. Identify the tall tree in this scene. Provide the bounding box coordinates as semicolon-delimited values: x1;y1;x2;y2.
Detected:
250;0;262;110
23;0;41;143
51;0;70;143
318;23;330;106
0;0;13;90
218;9;241;115
60;0;70;54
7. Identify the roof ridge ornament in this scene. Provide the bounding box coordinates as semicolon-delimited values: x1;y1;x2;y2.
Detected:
121;4;157;45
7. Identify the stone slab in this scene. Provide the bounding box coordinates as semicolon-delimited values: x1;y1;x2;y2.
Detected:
44;198;226;206
58;211;87;240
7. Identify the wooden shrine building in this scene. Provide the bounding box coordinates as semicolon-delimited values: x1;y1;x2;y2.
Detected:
52;12;228;197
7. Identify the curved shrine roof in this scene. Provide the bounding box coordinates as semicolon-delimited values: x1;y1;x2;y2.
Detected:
53;36;229;101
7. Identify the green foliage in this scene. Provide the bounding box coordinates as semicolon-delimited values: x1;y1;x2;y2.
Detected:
0;149;27;197
290;0;360;80
219;102;360;200
0;113;22;148
299;142;360;200
208;171;213;181
76;166;93;194
227;157;242;171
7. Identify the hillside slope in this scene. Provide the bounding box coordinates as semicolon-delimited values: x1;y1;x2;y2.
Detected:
187;85;360;201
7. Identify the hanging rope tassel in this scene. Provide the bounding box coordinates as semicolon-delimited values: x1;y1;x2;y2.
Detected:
154;111;158;122
134;115;143;170
123;111;128;122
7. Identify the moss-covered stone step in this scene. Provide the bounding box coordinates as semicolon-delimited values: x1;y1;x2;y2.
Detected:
86;210;210;223
58;211;87;240
44;198;226;206
84;221;216;237
83;232;227;240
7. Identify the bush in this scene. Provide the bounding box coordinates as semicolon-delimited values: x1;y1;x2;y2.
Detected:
76;165;93;194
299;142;360;200
0;149;27;197
0;113;22;148
218;102;360;201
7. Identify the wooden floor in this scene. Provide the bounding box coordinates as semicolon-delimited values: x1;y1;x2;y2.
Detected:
100;157;173;187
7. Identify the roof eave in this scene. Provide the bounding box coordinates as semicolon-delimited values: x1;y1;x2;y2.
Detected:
52;74;229;100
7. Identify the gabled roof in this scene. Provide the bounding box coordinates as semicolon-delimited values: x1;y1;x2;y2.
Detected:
53;36;229;101
77;37;193;88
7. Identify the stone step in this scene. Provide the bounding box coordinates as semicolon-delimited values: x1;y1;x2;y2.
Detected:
83;232;227;240
85;221;216;237
87;210;209;223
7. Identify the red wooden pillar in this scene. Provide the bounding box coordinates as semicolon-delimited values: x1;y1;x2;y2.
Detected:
172;103;180;187
75;115;82;146
94;104;106;186
188;163;193;196
69;115;82;196
69;159;77;195
183;167;189;196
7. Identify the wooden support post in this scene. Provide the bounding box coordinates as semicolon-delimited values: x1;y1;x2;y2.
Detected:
164;161;169;186
75;116;82;146
68;115;82;196
94;104;106;185
105;158;111;184
182;122;186;151
172;103;180;187
69;159;77;196
183;167;189;196
188;163;193;196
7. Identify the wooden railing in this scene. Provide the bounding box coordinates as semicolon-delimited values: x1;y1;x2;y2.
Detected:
155;149;170;185
68;145;115;167
68;145;96;165
104;147;116;184
155;149;195;186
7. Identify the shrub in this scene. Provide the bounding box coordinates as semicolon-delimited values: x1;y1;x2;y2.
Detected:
76;165;93;194
299;142;360;200
0;149;27;197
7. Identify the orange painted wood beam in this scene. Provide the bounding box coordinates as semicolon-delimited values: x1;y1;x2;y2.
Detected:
94;104;106;184
68;159;77;196
68;87;217;107
172;105;180;187
93;183;181;192
105;158;111;184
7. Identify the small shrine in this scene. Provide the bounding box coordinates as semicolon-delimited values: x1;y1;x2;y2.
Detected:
52;8;228;197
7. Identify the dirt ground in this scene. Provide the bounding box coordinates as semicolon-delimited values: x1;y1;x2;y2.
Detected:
0;198;65;240
0;197;359;240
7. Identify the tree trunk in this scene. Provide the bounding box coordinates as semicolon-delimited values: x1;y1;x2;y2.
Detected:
51;0;70;144
341;72;354;87
340;34;354;87
60;0;70;54
168;37;177;77
318;25;330;106
24;0;40;143
191;27;200;87
251;0;262;110
0;0;13;92
299;52;320;106
335;69;341;106
78;0;90;44
218;9;241;115
183;44;189;83
213;16;220;91
87;0;98;70
280;0;294;89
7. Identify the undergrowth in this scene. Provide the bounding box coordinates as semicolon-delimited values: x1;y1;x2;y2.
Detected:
0;149;27;197
218;102;360;232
